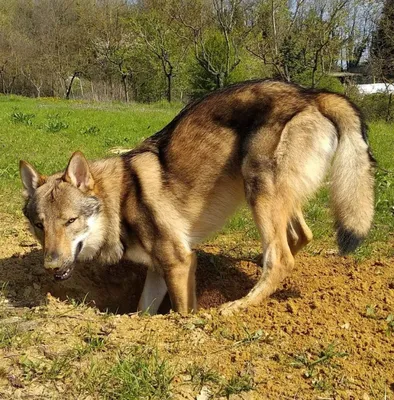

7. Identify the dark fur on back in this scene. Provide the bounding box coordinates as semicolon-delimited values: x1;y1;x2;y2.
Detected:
127;79;373;160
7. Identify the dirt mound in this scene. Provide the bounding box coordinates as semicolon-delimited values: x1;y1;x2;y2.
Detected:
0;221;393;399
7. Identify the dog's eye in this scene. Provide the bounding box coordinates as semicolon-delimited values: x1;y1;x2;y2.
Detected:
66;218;77;226
35;222;43;229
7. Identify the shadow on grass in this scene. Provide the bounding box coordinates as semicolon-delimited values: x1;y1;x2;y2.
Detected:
0;248;270;314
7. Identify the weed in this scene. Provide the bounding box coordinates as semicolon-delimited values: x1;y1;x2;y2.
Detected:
84;335;106;350
183;317;207;330
18;357;43;381
291;343;347;379
0;323;20;349
365;304;378;319
45;352;75;380
386;314;394;335
45;114;68;132
187;364;254;399
19;348;79;382
66;293;91;310
10;110;35;125
232;327;270;347
217;326;271;351
76;335;106;357
220;374;254;399
81;125;100;135
0;281;8;300
187;364;221;388
312;377;331;391
0;367;7;379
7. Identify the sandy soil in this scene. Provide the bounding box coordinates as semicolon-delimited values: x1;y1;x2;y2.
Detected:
0;218;393;399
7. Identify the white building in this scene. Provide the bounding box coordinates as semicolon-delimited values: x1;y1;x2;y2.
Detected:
357;83;394;94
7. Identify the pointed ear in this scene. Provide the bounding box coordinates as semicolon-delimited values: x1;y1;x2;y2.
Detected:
20;160;46;197
63;151;94;192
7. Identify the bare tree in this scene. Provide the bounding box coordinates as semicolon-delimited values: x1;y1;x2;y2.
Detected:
174;0;250;89
341;0;380;72
91;0;135;102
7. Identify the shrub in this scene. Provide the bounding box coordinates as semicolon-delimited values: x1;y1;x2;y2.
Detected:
351;92;394;122
45;114;68;132
315;75;345;94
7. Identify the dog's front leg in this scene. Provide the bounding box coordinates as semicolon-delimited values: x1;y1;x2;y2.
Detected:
138;269;168;315
164;252;197;314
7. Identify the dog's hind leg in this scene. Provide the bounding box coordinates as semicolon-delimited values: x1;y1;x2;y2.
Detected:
220;167;295;314
138;269;168;315
287;208;313;256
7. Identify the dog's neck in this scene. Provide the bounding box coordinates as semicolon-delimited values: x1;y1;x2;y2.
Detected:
89;157;126;264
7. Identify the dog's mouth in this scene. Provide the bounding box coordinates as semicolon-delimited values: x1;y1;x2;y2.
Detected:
54;265;74;281
52;242;83;281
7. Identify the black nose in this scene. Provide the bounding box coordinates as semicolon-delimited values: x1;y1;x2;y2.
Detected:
45;251;59;263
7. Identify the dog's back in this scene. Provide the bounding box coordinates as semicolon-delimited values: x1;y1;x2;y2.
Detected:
124;80;373;248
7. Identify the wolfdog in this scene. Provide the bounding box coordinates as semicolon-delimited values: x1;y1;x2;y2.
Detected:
20;80;375;314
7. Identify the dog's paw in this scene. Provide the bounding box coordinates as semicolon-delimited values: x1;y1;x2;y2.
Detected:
219;300;245;316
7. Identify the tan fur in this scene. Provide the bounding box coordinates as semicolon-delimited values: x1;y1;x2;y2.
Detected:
317;94;374;239
20;80;375;314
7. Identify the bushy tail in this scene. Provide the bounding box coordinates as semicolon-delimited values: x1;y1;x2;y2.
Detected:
317;94;375;254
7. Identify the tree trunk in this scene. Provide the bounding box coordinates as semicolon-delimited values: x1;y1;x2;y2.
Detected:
90;80;95;101
66;72;79;99
216;73;224;89
122;74;129;103
9;76;15;94
79;78;84;98
386;92;393;122
166;73;172;103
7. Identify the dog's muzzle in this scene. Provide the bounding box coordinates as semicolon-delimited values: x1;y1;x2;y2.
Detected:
53;265;74;281
44;258;74;281
44;242;82;281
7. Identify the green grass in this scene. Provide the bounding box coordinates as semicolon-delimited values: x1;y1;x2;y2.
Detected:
0;95;393;256
0;95;180;215
101;347;174;400
0;323;21;350
187;364;222;388
186;363;254;399
1;304;175;399
16;344;175;399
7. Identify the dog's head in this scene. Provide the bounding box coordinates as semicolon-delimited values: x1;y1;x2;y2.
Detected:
19;152;104;281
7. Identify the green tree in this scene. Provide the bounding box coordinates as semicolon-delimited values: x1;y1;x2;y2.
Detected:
134;0;188;102
248;0;349;87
